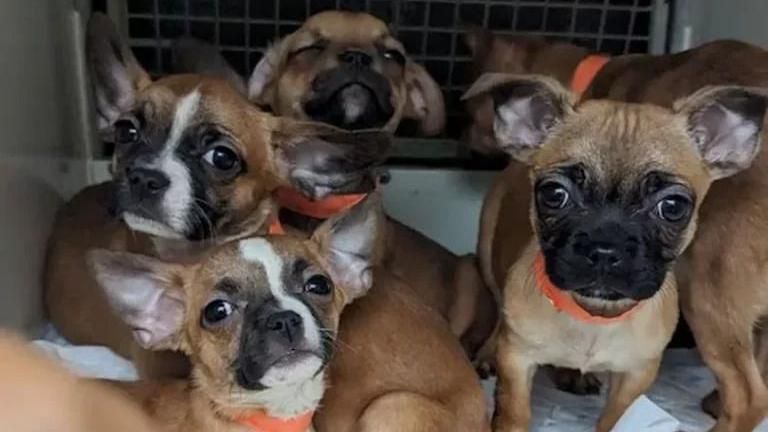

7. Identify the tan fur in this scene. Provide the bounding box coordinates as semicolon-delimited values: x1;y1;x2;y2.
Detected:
471;32;768;431
88;233;353;432
483;97;738;431
0;331;159;432
260;12;492;430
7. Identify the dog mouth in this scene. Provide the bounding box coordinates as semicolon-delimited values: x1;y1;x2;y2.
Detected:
571;291;639;318
304;68;394;130
235;350;324;390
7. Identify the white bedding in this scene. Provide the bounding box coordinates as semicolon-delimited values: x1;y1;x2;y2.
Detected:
33;325;768;431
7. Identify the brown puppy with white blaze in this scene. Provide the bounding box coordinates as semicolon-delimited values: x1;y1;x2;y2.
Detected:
463;74;768;432
468;31;768;430
44;13;390;378
174;10;497;362
87;196;381;432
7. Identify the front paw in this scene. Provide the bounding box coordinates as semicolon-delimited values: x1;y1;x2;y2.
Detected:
549;367;602;395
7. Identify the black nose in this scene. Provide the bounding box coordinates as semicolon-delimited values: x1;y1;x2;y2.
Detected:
572;230;635;270
126;168;170;197
587;244;623;268
340;50;373;68
265;310;303;343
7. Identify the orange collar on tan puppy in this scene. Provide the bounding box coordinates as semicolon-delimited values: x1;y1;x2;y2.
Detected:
236;411;314;432
274;187;368;219
570;54;609;98
533;253;639;324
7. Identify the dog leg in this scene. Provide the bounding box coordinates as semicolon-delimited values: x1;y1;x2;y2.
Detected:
596;359;661;432
683;291;768;432
493;340;536;432
356;391;483;432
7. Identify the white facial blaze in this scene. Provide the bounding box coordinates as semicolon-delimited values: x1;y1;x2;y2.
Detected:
238;238;322;350
156;89;200;233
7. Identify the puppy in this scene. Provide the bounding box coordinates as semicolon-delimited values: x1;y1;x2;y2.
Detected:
174;10;497;360
468;31;768;431
87;196;380;432
44;13;390;378
0;331;159;432
463;74;767;431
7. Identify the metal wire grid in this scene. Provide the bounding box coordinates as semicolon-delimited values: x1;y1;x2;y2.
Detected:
121;0;660;142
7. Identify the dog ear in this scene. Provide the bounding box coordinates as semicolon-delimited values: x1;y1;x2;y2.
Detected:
312;194;382;301
171;38;246;94
86;13;151;133
402;62;446;136
462;74;574;163
87;250;189;351
247;40;284;106
675;86;768;180
271;119;392;199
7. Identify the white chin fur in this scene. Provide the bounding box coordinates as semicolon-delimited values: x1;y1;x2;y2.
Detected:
229;368;326;419
123;213;184;239
259;355;323;388
341;84;371;124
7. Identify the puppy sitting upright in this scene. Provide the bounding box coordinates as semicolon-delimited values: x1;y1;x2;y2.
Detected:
463;75;767;431
88;195;380;432
45;13;389;378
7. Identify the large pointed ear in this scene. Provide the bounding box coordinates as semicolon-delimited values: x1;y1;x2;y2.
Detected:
271;120;392;199
462;73;574;163
248;40;284;106
171;38;246;95
86;13;151;133
87;250;189;351
402;62;446;136
675;86;768;180
311;194;382;301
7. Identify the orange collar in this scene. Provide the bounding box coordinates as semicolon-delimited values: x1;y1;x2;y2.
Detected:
533;253;638;324
570;54;609;98
268;216;285;235
274;187;368;220
236;410;313;432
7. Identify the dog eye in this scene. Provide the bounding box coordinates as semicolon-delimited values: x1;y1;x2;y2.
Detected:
113;119;139;144
537;182;570;210
291;44;324;58
656;195;691;222
383;49;406;65
202;299;236;327
304;275;332;295
203;146;240;171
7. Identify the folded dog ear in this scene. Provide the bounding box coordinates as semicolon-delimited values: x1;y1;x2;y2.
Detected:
402;63;446;136
86;13;151;133
462;74;574;163
248;40;284;106
87;250;189;351
171;37;246;94
271;120;392;199
312;194;382;301
675;86;768;180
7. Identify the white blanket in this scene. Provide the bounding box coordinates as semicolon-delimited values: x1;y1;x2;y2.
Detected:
33;326;768;431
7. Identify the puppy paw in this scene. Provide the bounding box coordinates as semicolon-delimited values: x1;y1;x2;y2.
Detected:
474;360;496;379
702;390;722;418
550;367;602;395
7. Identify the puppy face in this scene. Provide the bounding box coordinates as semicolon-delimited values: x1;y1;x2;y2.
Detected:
89;196;380;407
248;11;445;135
87;14;390;241
465;75;767;304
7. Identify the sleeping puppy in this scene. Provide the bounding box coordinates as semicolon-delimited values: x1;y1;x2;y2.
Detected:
44;13;390;378
464;74;767;431
173;9;497;362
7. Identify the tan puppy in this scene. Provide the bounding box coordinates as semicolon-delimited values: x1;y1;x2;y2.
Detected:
468;31;768;431
0;331;159;432
464;74;768;431
44;13;390;378
173;10;497;360
87;197;380;432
